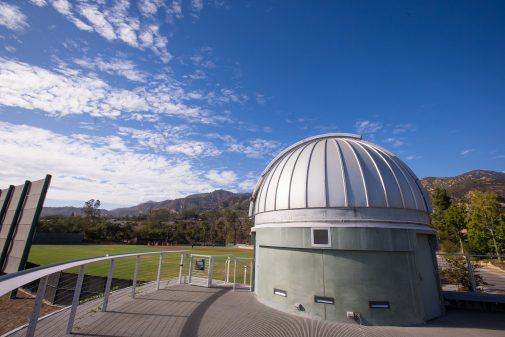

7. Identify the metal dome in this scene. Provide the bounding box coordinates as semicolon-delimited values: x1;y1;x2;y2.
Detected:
250;133;432;227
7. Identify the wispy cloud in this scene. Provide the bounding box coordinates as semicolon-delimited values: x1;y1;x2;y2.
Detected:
0;121;224;204
206;170;237;185
383;137;404;148
0;2;29;32
191;0;204;17
392;123;415;135
74;55;147;82
207;133;280;159
460;149;474;156
0;58;217;123
355;120;383;135
39;0;171;62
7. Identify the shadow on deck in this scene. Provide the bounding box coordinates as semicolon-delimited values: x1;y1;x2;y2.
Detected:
6;284;505;337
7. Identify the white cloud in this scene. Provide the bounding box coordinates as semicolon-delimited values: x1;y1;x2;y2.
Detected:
206;170;237;186
0;2;29;31
392;123;415;135
0;122;220;204
139;0;164;17
0;58;215;123
118;126;220;157
191;0;204;16
79;3;117;40
43;0;171;62
30;0;48;6
460;149;474;156
207;133;280;159
238;179;256;191
383;137;403;148
166;141;221;157
50;0;93;32
166;0;183;20
228;138;280;159
405;155;422;161
355;120;383;135
74;56;147;82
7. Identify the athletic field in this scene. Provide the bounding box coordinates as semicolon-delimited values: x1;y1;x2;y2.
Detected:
28;245;253;282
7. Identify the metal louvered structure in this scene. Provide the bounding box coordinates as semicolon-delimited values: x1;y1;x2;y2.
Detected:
249;133;432;228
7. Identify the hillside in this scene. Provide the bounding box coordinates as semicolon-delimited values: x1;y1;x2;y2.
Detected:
42;189;250;218
420;170;505;202
105;189;250;217
41;170;504;218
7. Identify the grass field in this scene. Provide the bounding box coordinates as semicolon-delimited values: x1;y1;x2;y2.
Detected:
28;245;254;283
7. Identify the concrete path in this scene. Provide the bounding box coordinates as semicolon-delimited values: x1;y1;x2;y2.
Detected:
7;284;505;337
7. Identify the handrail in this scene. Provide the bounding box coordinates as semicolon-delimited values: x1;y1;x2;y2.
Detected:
0;249;190;297
436;253;502;258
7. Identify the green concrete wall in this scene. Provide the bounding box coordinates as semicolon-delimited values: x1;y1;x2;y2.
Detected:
254;227;443;325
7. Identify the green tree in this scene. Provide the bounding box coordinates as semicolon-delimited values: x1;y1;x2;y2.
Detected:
83;199;101;226
430;188;454;251
466;191;503;261
444;202;467;253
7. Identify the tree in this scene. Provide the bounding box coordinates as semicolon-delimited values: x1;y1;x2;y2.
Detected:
444;202;467;253
83;199;101;223
466;191;503;261
430;188;455;251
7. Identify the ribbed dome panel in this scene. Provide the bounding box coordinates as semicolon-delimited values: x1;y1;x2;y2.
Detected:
250;133;430;216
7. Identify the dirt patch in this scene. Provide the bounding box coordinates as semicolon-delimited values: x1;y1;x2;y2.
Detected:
0;290;62;335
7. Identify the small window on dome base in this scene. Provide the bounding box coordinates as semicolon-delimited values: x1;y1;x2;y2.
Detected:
311;228;331;247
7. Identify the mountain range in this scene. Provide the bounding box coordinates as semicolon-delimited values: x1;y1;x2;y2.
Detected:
41;170;505;217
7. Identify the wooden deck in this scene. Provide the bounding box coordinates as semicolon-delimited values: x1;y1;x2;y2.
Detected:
6;283;505;337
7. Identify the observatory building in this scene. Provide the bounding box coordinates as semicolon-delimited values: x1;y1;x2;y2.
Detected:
249;133;443;325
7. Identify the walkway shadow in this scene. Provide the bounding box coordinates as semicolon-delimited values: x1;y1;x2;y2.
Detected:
179;288;230;337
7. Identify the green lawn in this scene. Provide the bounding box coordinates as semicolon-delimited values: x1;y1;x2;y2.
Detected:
28;245;253;283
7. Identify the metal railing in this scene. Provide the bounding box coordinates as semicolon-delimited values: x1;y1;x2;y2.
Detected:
0;250;190;337
436;253;505;294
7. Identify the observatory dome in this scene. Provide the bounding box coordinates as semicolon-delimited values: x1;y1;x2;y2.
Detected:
250;133;432;227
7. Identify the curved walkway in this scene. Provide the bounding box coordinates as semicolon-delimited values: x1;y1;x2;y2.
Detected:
7;284;505;337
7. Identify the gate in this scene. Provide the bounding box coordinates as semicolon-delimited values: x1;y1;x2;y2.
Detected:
188;254;232;288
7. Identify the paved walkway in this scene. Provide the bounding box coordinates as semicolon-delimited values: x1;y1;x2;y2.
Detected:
7;284;505;337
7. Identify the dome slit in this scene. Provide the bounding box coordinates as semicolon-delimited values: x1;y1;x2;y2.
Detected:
341;139;369;207
354;141;389;207
305;141;318;208
376;147;419;210
363;142;406;209
287;143;308;209
273;148;297;211
332;139;348;207
324;139;329;208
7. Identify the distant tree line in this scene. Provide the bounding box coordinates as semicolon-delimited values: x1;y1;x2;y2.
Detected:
431;189;505;258
38;199;253;245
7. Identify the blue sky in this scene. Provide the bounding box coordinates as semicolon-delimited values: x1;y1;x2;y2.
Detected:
0;0;503;209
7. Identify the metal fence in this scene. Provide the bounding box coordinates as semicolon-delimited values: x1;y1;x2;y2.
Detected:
0;250;255;337
0;250;190;337
436;253;505;294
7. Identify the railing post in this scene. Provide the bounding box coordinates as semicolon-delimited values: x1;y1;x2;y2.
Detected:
188;254;193;284
226;257;231;284
132;255;140;298
249;260;253;291
26;275;49;337
67;265;85;334
233;257;237;292
207;256;214;288
156;254;163;290
178;253;184;284
465;255;477;292
102;258;115;312
243;264;247;285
